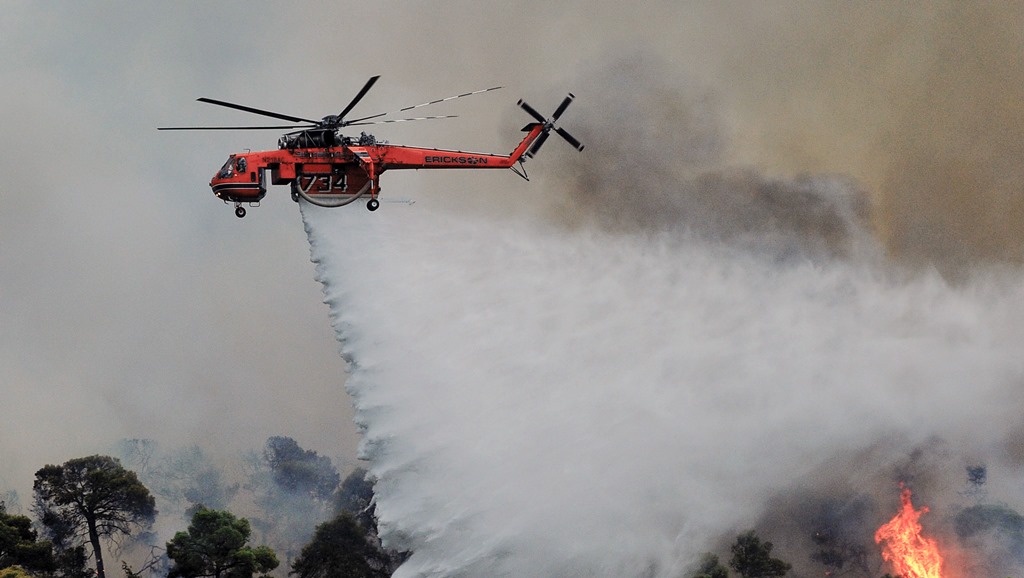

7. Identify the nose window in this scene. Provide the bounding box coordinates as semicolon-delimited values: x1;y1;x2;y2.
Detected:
217;157;235;179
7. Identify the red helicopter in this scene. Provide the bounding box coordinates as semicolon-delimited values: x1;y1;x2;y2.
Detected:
159;76;584;217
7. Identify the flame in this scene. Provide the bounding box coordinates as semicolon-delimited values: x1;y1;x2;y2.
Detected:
874;485;944;578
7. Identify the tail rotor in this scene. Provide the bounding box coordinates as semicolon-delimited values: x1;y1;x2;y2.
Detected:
518;93;585;158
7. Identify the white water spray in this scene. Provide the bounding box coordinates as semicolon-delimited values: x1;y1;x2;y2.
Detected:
301;189;1024;576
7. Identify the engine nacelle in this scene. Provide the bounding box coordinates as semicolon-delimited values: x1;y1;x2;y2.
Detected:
278;129;340;150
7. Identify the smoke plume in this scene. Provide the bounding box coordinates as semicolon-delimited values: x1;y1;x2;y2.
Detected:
293;28;1024;571
302;154;1024;578
709;2;1024;273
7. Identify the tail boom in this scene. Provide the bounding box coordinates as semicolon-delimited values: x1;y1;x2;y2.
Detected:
375;122;546;170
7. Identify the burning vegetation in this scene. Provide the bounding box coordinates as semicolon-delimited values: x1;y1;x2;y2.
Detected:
690;458;1024;578
874;485;943;578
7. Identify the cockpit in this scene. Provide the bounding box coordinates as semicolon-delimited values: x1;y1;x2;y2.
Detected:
216;156;250;180
217;156;236;179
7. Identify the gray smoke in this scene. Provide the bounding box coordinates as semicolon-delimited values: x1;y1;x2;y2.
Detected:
7;3;1024;576
302;177;1024;578
298;46;1024;574
544;54;877;264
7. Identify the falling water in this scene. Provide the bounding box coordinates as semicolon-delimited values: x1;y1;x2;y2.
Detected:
300;185;1024;576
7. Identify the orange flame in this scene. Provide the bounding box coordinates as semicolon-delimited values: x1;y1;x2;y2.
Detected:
874;485;943;578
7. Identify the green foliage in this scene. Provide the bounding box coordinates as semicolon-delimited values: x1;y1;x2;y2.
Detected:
290;514;391;578
690;552;729;578
728;531;791;578
53;545;91;578
248;437;341;565
183;466;239;513
0;566;31;578
0;502;56;573
33;455;156;578
333;469;375;530
334;469;372;516
166;508;278;578
263;437;339;501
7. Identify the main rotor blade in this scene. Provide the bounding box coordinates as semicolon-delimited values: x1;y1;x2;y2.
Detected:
551;93;574;120
196;98;318;124
346;86;503;125
346;115;457;127
338;75;381;121
556;127;585;151
518;99;547;124
158;125;316;131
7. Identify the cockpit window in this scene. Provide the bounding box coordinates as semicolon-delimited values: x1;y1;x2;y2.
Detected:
235;157;247;173
218;157;235;179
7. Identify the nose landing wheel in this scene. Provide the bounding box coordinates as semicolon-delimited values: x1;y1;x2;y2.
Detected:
234;205;246;218
367;198;380;211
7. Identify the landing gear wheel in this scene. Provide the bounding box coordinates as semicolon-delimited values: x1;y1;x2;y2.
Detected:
235;206;246;218
367;198;380;212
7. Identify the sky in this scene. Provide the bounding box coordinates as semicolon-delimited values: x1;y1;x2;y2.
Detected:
0;0;701;499
0;0;636;501
3;2;1024;573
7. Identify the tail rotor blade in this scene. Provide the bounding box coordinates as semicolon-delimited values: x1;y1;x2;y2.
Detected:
518;99;547;123
555;127;585;151
551;93;574;121
527;130;551;158
518;92;584;158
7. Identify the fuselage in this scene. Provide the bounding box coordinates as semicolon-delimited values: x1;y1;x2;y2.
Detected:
209;124;545;205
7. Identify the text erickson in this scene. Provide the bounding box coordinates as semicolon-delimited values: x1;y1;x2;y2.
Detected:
424;155;489;165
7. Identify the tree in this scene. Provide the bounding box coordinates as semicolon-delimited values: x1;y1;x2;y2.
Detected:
0;502;55;574
247;437;341;565
290;514;391;578
263;437;339;502
807;496;872;577
954;503;1024;577
690;552;729;578
166;508;278;578
333;469;375;529
39;511;92;578
0;566;31;578
115;439;158;480
33;455;156;578
118;441;239;522
729;531;791;578
330;469;407;573
182;465;239;516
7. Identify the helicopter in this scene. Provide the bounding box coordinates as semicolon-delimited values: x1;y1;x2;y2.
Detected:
159;76;584;217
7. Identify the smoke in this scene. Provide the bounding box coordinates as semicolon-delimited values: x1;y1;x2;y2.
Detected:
710;2;1024;273
302;161;1024;578
954;503;1024;576
295;36;1024;572
543;53;877;264
287;12;1024;564
6;2;1024;576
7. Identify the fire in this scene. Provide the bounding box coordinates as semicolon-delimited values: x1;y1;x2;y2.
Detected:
874;485;943;578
